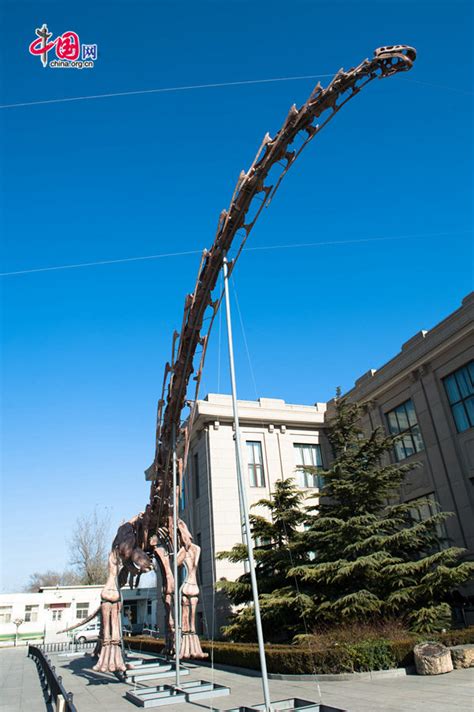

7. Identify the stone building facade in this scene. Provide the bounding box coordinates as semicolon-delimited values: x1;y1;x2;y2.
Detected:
338;292;474;565
178;395;327;635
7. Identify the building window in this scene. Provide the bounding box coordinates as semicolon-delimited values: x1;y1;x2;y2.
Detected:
443;361;474;433
255;536;271;548
246;441;265;487
194;453;200;499
76;603;89;620
51;609;62;621
25;605;39;622
294;443;323;488
0;606;12;624
408;494;449;550
386;399;424;461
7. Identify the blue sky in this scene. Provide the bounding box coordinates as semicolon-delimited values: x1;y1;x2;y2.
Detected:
1;0;472;592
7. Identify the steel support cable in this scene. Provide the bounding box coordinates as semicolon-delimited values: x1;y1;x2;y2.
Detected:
201;424;217;699
231;275;325;698
217;272;223;394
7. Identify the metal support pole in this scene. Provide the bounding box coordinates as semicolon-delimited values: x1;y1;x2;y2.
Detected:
172;423;181;687
223;256;271;712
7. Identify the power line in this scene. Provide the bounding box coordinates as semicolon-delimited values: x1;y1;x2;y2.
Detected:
243;232;471;253
0;73;335;110
0;249;203;277
2;73;471;111
1;230;470;278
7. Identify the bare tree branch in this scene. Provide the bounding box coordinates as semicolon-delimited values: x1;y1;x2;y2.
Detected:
68;508;111;585
24;569;81;592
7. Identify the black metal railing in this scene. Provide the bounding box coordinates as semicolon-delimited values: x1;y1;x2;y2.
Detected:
40;640;95;654
28;645;78;712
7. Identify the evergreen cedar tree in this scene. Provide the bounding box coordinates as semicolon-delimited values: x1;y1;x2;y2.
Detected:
218;392;474;642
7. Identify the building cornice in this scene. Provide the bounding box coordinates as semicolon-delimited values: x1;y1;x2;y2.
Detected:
342;293;474;402
191;395;326;432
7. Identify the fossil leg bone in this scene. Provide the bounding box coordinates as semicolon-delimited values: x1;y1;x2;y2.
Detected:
93;551;126;673
93;517;153;673
152;532;177;656
178;519;207;659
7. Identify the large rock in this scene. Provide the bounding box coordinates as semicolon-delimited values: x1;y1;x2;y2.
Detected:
449;644;474;669
414;642;453;675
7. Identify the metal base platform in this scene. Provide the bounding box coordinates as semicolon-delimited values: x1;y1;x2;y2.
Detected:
176;679;231;701
224;701;348;712
125;660;190;683
125;684;187;708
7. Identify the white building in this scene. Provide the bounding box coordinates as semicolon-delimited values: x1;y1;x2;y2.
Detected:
177;394;328;636
0;584;158;646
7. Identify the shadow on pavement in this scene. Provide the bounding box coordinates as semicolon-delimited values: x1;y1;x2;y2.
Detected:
66;655;126;686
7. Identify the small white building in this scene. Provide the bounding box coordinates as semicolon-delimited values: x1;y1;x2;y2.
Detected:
0;584;159;646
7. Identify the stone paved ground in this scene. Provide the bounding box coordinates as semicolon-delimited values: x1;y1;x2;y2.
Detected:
0;648;52;712
1;648;473;711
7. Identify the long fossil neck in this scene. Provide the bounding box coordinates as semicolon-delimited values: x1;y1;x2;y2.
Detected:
146;45;416;540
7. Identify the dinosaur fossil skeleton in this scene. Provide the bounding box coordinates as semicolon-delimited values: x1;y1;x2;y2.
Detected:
62;45;416;673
